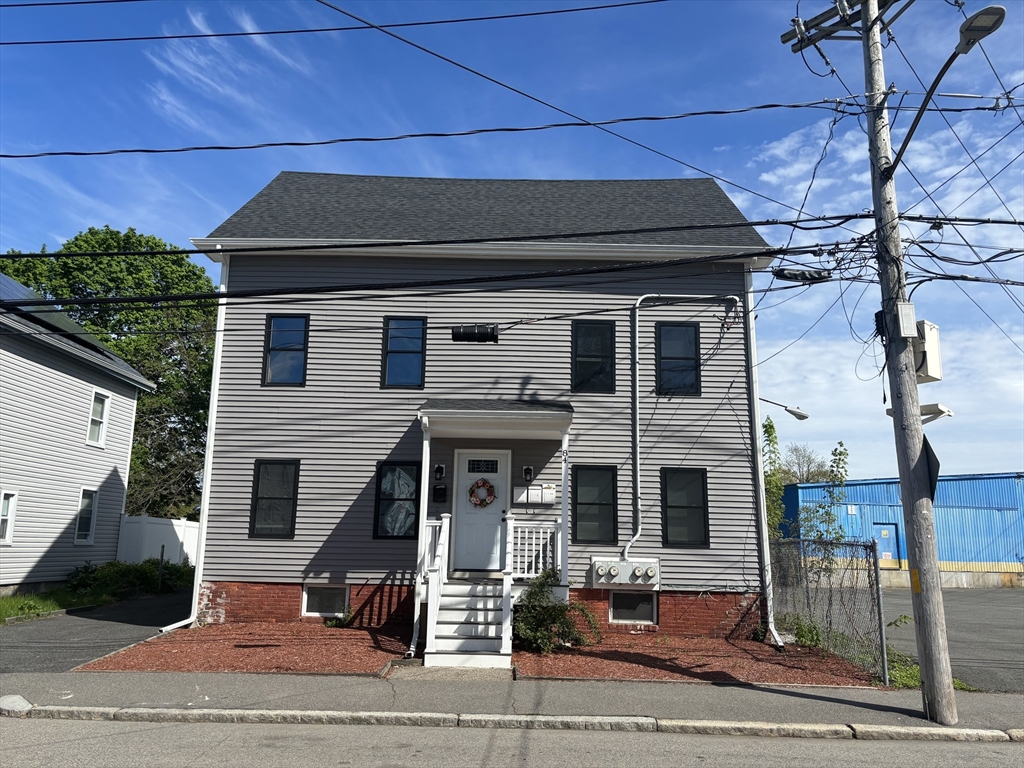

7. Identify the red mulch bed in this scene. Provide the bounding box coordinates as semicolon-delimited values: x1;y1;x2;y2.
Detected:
80;623;874;686
78;623;409;675
513;635;874;686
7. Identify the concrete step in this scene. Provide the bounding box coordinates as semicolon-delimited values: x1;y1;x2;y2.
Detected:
436;621;502;638
432;636;503;653
422;651;511;668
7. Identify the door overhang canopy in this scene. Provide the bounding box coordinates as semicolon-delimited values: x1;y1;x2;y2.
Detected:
418;399;573;441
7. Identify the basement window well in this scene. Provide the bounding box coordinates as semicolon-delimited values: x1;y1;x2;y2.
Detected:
302;586;350;617
610;592;656;624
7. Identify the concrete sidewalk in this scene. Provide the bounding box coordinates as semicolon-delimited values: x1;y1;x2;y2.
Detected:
2;669;1022;740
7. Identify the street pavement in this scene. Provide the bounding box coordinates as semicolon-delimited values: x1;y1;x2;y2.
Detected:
0;591;192;674
2;718;1020;768
883;588;1024;692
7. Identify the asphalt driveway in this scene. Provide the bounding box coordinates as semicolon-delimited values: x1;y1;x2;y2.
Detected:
883;588;1024;692
0;591;192;673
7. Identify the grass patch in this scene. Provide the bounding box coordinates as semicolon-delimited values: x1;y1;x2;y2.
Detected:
886;646;979;691
0;558;195;622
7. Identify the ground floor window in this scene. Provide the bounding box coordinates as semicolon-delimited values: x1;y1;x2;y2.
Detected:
75;488;98;544
610;591;656;624
0;490;16;544
302;585;350;617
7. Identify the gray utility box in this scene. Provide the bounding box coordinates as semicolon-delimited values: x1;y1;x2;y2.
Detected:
590;557;660;589
913;320;942;383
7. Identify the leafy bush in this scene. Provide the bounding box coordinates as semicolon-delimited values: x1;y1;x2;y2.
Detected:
777;613;823;648
67;558;195;597
885;646;978;691
324;606;354;629
512;568;601;653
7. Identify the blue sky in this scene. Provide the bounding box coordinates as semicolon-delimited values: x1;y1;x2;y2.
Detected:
1;0;1021;478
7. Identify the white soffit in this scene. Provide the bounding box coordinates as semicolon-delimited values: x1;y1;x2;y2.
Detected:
419;410;572;441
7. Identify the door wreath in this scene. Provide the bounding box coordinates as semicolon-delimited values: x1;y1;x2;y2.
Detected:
468;478;497;508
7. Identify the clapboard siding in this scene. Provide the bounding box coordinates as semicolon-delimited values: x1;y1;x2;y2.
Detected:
0;335;137;586
204;255;759;590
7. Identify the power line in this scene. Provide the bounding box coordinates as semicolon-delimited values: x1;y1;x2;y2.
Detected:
0;240;870;311
310;0;850;225
0;0;151;7
0;1;666;46
0;214;874;260
0;100;856;159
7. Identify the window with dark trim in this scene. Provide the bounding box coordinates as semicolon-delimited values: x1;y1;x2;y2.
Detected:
661;468;709;547
572;465;617;543
655;322;700;396
382;317;426;388
610;592;656;624
262;315;310;386
374;461;421;539
572;320;615;393
249;460;300;538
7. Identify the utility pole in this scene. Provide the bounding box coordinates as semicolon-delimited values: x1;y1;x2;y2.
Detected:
782;0;957;724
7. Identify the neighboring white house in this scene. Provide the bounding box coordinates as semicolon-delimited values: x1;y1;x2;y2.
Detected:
0;274;154;593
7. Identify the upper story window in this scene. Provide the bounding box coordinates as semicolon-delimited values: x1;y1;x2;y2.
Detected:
374;461;420;539
86;390;110;447
655;322;700;396
572;320;615;393
382;317;426;389
572;465;617;543
262;315;310;386
0;490;17;545
249;460;300;538
661;468;709;547
76;488;97;545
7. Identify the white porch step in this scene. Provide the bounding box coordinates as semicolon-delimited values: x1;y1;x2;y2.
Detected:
423;652;511;669
438;595;502;611
436;621;501;638
437;607;502;624
433;635;502;652
440;582;502;598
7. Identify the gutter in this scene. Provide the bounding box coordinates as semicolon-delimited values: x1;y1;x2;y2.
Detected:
160;258;230;633
622;293;740;561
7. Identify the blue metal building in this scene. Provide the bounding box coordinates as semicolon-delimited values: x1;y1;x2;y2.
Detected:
782;473;1024;587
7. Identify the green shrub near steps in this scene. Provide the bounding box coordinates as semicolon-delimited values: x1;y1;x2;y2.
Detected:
512;568;601;653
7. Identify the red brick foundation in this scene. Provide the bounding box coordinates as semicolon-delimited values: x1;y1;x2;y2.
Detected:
197;581;414;628
571;589;763;639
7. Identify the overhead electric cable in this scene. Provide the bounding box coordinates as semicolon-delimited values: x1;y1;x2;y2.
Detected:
0;0;151;7
310;0;852;225
0;100;857;159
0;214;874;260
0;0;666;45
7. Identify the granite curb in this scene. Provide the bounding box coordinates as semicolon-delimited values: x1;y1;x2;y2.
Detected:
1;696;1017;741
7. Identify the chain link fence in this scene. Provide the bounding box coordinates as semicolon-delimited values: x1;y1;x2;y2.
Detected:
770;538;888;684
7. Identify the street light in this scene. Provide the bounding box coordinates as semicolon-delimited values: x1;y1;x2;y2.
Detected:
886;5;1006;179
759;397;809;420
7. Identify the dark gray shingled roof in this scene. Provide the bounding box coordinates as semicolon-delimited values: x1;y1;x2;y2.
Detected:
208;172;768;249
420;399;573;413
0;273;154;391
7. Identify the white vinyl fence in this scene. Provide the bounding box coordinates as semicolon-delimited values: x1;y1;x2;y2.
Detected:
117;514;199;565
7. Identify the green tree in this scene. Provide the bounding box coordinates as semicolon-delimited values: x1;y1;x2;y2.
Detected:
781;442;831;484
762;416;786;539
3;226;216;519
798;441;849;542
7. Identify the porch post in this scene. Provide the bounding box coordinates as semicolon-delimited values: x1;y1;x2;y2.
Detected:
407;415;431;658
560;428;570;588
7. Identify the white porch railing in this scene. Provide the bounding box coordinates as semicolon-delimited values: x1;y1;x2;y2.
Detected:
424;514;451;654
510;521;561;579
501;513;515;655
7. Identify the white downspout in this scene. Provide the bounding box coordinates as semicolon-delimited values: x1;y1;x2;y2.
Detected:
161;256;230;632
743;271;783;647
623;293;739;560
407;415;431;657
559;429;570;588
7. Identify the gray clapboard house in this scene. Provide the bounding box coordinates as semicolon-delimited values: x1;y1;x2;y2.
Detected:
190;172;777;667
0;274;154;593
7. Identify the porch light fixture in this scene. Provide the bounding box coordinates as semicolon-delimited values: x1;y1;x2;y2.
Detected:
759;397;809;420
451;324;499;343
523;466;534;482
433;464;445;481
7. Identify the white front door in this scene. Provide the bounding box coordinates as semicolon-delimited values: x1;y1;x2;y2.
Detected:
453;450;510;571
